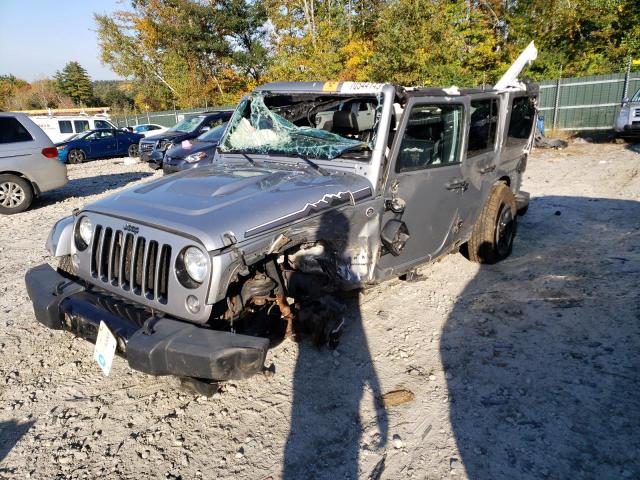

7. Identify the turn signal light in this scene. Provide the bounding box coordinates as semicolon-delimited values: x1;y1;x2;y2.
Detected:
42;147;59;159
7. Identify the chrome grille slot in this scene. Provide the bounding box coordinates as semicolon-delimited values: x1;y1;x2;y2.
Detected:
99;228;113;281
144;241;159;299
132;237;145;294
89;224;172;304
90;225;103;276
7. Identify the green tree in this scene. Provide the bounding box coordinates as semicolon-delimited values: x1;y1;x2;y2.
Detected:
54;61;94;105
95;0;268;109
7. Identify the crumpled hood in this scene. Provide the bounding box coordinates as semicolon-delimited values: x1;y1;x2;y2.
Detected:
85;161;373;251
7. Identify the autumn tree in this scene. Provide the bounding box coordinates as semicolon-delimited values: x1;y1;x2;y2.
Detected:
95;0;268;109
54;62;94;105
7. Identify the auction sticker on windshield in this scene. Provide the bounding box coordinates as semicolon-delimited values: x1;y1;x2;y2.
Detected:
94;321;117;376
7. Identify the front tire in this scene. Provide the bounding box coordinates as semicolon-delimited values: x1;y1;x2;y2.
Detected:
466;183;517;264
0;174;33;214
67;149;85;164
128;143;139;157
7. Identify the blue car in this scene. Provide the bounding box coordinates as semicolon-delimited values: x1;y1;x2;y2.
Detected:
56;128;143;164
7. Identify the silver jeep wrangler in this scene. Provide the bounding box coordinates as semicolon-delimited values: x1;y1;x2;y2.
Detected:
25;48;538;386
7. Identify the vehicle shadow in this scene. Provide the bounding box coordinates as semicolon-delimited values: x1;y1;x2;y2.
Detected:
32;172;154;209
283;210;388;479
441;195;640;479
0;419;34;464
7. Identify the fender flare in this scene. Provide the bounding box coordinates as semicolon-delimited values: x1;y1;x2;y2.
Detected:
46;215;74;257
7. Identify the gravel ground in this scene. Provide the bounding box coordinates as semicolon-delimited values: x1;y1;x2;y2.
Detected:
0;142;639;480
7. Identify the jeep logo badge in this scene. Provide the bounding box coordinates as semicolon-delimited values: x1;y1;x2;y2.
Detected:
123;224;139;235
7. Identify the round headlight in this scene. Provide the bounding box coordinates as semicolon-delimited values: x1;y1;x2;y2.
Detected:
183;246;207;283
75;216;93;250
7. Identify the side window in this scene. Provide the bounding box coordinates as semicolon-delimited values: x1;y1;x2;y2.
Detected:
0;117;33;143
74;120;90;133
396;104;463;172
467;98;499;157
506;96;535;148
59;120;73;134
94;120;111;129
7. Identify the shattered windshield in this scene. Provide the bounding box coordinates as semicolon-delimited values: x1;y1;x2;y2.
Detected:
219;92;382;160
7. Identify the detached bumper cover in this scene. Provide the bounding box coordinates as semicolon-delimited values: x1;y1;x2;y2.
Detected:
25;264;269;380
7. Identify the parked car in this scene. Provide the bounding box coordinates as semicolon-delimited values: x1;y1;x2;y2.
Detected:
163;122;228;174
139;110;233;169
31;114;116;143
56;128;143;163
0;112;68;214
614;87;640;137
132;123;169;137
25;46;538;389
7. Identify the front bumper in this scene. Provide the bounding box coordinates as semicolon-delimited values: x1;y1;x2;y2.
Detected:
25;264;269;381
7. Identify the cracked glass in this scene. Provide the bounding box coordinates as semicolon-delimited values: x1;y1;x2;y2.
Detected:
219;93;381;160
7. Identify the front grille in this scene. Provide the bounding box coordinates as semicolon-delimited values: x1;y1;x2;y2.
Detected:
634;108;640;117
140;143;154;153
90;225;171;304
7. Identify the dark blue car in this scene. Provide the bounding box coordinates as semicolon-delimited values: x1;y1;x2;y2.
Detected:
56;128;143;164
162;122;228;174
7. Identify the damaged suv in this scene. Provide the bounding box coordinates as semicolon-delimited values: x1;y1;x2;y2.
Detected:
25;45;538;387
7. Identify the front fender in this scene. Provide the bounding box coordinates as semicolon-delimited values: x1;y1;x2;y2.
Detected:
46;215;74;257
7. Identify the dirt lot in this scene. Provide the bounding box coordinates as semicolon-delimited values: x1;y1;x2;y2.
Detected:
1;142;639;480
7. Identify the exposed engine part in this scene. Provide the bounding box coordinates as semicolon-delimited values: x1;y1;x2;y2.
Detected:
240;273;276;306
275;295;294;338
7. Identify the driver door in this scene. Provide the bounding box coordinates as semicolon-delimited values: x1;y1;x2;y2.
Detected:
377;96;471;274
86;130;116;157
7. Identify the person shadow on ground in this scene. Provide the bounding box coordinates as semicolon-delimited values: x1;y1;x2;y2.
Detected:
441;195;640;479
283;209;388;479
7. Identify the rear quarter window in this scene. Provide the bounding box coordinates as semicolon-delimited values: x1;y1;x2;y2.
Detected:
0;117;34;144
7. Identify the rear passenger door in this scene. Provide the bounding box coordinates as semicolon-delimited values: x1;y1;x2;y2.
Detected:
460;96;501;226
378;96;470;273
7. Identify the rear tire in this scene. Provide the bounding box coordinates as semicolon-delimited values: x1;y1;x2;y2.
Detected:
67;149;85;164
128;143;139;157
0;174;33;214
466;183;517;264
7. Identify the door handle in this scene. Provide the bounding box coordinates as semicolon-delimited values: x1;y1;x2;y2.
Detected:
479;164;496;174
446;180;469;191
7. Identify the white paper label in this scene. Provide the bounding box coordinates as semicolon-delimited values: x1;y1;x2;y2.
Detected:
94;321;117;376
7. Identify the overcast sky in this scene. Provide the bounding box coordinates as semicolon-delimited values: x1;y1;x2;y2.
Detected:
0;0;127;81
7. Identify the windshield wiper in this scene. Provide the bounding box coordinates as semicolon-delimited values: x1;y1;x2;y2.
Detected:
241;152;257;166
296;155;329;176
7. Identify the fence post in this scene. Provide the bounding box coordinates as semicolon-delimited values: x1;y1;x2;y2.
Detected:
552;65;563;131
146;110;151;124
174;108;178;124
622;57;631;103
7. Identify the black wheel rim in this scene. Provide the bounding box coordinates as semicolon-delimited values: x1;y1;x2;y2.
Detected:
129;144;138;156
495;203;515;257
